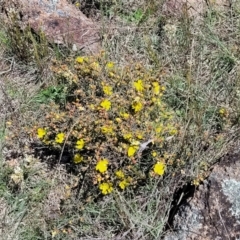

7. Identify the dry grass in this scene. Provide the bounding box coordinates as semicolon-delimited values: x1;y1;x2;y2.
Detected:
0;0;239;239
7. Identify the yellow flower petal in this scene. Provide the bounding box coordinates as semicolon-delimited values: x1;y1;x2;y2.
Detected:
128;146;139;157
123;133;132;140
100;99;111;111
153;162;165;176
73;153;83;164
106;62;114;69
102;85;113;96
120;112;129;120
115;170;125;179
152;82;160;95
76;139;85;149
115;117;122;123
37;128;46;139
91;61;100;71
136;133;143;139
155;124;163;133
55;133;65;143
99;182;113;194
119;179;129;190
101;126;114;134
51;230;59;238
76;56;84;63
132;101;143;112
130;140;140;146
133;79;144;92
96;159;109;173
152;151;157;157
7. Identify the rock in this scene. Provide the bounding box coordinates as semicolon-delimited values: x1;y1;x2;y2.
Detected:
164;150;240;240
2;0;101;54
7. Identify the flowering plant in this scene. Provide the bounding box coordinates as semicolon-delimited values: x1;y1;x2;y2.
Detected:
34;55;178;196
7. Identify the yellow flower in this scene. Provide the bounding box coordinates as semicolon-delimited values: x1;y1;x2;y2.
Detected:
76;56;84;63
101;126;114;134
6;121;12;126
106;62;114;69
96;159;109;173
89;104;95;110
51;230;59;238
153;162;165;176
219;108;225;114
37;128;46;139
76;139;85;150
152;82;160;95
219;108;228;117
152;97;161;105
91;61;100;71
119;179;129;190
42;139;51;145
115;170;125;179
133;79;144;92
118;142;128;152
102;85;113;96
132;100;143;112
155;124;163;133
115;118;122;123
169;128;178;135
120;112;129;119
151;151;157;157
99;182;113;195
136;133;143;139
108;72;115;78
55;133;65;143
73;153;83;164
128;145;139;157
130;139;140;146
123;133;132;140
97;174;103;182
100;99;111;111
192;179;199;186
152;97;157;103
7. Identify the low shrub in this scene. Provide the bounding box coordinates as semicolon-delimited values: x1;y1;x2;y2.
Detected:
33;54;179;196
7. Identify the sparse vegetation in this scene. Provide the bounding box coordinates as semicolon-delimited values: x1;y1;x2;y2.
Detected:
0;0;239;239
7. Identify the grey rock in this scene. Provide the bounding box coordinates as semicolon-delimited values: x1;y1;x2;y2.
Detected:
164;151;240;240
